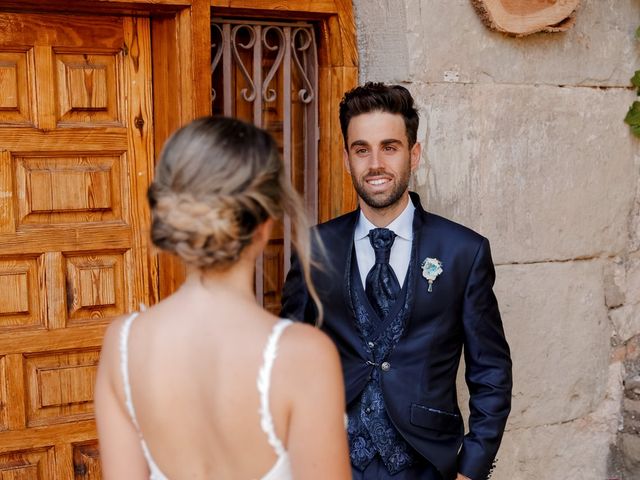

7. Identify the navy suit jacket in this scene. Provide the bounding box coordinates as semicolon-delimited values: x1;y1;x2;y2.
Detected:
280;192;512;480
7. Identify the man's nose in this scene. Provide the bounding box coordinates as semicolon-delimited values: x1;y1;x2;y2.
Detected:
369;151;382;168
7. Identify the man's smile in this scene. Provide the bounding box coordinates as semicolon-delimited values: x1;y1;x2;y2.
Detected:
366;177;392;186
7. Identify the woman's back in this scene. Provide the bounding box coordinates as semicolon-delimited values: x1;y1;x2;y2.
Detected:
97;278;349;479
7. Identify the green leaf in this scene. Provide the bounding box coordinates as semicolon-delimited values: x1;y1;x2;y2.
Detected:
625;101;640;124
636;25;640;39
625;101;640;137
632;71;640;88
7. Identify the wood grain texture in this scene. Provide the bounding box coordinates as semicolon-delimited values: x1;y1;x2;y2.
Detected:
0;225;132;255
190;0;213;117
0;420;96;454
150;14;187;300
44;252;66;330
151;0;212;300
0;9;157;477
123;16;157;308
471;0;580;36
0;151;15;234
0;49;35;126
0;325;107;356
0;1;191;15
0;13;124;48
212;0;336;15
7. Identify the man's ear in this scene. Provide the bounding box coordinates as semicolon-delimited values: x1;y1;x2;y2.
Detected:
410;142;421;172
343;148;351;175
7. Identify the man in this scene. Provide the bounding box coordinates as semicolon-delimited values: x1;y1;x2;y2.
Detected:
281;82;512;480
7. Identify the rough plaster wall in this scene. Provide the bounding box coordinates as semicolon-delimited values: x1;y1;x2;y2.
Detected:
352;0;640;478
352;0;410;82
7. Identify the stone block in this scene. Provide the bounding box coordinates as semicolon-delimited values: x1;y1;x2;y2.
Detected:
411;83;637;264
626;254;640;305
491;362;622;480
492;422;610;480
492;261;610;428
604;258;626;309
610;304;640;345
621;433;640;472
404;0;640;87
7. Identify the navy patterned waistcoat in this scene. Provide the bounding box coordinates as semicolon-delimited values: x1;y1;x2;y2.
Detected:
346;241;419;474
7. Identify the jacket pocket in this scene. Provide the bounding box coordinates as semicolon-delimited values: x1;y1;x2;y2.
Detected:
410;403;462;434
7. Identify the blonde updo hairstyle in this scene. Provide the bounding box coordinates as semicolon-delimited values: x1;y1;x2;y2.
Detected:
149;116;322;321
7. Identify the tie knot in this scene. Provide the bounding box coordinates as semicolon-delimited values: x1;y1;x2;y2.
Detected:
368;228;396;264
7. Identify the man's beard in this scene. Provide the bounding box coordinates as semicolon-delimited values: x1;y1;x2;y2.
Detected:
352;167;411;210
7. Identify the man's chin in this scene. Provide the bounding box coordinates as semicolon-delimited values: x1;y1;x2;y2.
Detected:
359;192;403;210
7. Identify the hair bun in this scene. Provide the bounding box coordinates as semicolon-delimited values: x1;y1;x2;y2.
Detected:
151;191;253;269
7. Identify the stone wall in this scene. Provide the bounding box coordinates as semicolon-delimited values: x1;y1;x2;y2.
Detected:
352;0;640;478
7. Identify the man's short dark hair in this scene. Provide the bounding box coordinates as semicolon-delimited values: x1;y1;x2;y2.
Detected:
339;82;419;148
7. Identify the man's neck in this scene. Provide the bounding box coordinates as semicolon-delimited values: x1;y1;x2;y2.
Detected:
359;192;410;228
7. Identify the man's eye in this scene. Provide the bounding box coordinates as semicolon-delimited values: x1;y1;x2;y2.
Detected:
356;148;368;154
384;146;397;152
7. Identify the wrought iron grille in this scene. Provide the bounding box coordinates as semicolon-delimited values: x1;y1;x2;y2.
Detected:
211;19;319;313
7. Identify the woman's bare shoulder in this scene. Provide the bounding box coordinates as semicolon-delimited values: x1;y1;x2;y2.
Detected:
281;321;338;355
276;322;342;381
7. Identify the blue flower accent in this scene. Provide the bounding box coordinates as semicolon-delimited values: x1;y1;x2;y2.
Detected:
420;257;443;292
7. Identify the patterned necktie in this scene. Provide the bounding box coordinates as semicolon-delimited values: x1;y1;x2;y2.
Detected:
365;228;400;319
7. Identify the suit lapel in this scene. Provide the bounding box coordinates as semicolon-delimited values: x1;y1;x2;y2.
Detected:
405;192;433;332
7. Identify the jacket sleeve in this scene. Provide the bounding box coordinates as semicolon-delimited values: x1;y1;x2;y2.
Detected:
280;251;317;324
458;237;512;480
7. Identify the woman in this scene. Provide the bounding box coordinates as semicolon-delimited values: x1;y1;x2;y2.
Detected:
95;116;350;479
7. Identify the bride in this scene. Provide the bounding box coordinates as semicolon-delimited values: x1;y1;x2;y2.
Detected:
95;116;350;479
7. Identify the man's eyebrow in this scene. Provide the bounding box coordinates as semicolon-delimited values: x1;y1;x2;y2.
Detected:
349;140;369;149
349;139;403;149
380;139;403;146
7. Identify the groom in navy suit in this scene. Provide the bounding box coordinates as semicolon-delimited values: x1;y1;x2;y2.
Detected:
281;83;512;480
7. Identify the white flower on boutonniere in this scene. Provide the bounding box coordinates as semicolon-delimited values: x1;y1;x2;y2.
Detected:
421;257;443;292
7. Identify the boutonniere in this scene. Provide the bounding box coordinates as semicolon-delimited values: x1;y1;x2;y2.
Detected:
421;257;443;292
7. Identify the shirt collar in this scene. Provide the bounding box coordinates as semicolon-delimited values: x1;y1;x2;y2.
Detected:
354;198;415;241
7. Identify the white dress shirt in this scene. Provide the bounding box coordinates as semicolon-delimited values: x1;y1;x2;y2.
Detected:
354;199;415;289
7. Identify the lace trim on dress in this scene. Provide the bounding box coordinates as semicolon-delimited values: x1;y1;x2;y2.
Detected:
119;313;168;480
257;319;292;458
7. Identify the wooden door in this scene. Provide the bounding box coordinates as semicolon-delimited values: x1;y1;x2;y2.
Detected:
0;12;155;479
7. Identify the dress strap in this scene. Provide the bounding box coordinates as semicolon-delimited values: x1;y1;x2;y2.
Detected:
257;319;292;457
118;313;167;478
119;313;140;429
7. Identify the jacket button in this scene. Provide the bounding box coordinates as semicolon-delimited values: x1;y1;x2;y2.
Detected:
367;341;375;348
381;361;390;371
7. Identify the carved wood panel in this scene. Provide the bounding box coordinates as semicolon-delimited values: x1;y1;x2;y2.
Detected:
0;448;55;479
0;12;155;479
72;441;101;479
14;154;124;226
0;256;46;331
0;49;35;126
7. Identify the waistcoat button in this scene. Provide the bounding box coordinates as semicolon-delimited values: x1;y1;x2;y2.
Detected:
381;361;391;371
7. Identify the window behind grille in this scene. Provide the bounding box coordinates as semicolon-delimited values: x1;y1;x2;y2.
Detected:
211;19;319;313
